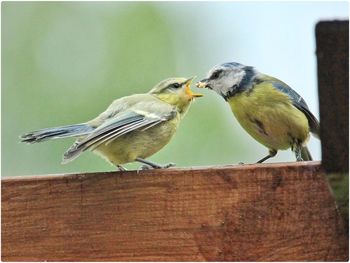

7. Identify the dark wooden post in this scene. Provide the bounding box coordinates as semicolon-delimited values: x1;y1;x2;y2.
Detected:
316;20;349;173
316;20;349;228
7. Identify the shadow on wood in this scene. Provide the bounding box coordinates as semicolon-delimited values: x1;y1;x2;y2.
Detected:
1;162;348;261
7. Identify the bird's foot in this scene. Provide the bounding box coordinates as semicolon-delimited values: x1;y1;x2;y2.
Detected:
138;162;175;170
138;164;152;171
160;162;176;169
135;158;175;170
296;156;304;162
238;162;245;165
116;165;127;171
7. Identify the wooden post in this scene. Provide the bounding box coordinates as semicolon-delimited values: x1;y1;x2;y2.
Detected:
316;20;349;173
316;20;349;228
1;162;348;261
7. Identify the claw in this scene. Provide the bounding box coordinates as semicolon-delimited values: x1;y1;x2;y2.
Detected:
163;162;176;168
140;165;152;170
116;165;127;171
137;164;152;174
135;157;176;169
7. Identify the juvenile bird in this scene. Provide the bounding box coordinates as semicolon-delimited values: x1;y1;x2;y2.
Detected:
21;77;202;170
196;62;320;163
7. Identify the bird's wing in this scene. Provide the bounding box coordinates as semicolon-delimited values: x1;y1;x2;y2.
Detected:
269;78;320;138
63;100;177;163
88;93;152;127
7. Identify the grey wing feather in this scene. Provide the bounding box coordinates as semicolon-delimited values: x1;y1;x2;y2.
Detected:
88;94;153;127
271;79;320;138
62;109;177;163
20;123;94;143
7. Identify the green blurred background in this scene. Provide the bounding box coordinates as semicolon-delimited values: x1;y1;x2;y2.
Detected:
2;2;348;176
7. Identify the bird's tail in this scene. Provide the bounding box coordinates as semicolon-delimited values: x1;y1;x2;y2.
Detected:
301;146;313;161
20;123;93;143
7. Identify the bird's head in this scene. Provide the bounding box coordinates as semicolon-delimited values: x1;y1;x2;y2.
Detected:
196;62;257;100
150;77;203;109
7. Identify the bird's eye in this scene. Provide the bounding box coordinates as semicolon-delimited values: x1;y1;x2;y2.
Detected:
172;83;181;89
210;70;223;80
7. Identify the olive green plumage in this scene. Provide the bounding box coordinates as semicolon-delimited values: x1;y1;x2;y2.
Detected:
20;77;202;170
197;62;320;163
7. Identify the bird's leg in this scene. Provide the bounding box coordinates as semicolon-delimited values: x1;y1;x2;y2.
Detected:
294;146;303;162
291;140;305;162
136;158;175;169
116;165;127;171
137;164;152;172
256;149;277;163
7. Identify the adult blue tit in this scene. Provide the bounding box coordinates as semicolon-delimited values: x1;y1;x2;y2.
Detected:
196;62;320;163
21;77;203;170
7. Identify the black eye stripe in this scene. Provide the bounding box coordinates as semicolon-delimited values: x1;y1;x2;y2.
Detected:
210;69;223;79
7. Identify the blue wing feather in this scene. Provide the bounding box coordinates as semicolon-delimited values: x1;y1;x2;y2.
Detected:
264;77;320;138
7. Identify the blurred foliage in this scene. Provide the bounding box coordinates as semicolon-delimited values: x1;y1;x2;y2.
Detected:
2;2;327;176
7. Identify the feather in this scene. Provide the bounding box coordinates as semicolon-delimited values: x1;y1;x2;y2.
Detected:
20;124;93;143
270;79;320;138
63;109;177;163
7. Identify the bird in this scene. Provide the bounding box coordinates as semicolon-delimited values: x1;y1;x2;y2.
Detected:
20;77;203;170
196;62;320;163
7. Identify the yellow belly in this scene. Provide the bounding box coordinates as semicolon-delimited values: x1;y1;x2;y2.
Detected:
93;118;179;165
228;86;309;151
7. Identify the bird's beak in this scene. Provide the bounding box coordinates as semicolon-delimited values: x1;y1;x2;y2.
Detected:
195;78;209;89
184;76;203;98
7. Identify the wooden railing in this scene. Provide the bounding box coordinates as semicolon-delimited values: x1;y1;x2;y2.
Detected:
2;162;348;261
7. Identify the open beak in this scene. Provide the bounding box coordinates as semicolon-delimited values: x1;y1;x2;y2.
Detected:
195;79;209;89
184;76;203;98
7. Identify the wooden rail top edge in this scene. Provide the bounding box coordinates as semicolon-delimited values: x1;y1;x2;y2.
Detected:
2;161;322;182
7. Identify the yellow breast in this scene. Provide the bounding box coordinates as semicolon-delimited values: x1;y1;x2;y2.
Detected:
93;116;180;165
228;84;309;150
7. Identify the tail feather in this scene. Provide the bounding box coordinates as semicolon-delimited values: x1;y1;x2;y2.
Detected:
62;142;83;164
301;146;313;161
20;124;93;143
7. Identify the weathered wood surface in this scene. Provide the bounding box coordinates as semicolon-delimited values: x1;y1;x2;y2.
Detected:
1;162;348;261
316;20;349;173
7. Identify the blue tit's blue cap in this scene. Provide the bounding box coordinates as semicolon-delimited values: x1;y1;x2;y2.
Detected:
221;62;244;68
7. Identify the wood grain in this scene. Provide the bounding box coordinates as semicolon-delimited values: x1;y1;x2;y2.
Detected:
2;162;348;261
316;20;349;173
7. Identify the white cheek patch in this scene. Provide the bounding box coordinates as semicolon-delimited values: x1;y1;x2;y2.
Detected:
212;70;246;97
228;70;245;86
